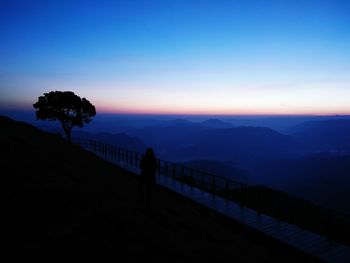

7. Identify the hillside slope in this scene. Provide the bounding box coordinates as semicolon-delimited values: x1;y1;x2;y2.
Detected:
1;116;319;262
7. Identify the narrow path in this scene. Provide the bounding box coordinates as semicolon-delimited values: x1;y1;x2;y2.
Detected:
85;147;350;263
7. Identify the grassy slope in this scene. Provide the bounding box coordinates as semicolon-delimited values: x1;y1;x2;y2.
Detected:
1;116;320;262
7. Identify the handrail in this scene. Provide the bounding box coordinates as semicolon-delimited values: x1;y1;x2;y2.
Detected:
73;138;350;245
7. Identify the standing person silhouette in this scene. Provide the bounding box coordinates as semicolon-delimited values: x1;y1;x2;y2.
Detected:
139;148;157;207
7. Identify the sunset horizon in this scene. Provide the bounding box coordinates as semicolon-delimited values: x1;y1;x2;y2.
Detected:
1;1;349;116
2;103;350;117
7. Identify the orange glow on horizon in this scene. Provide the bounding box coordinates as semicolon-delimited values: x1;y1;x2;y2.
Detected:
2;101;349;117
96;104;350;116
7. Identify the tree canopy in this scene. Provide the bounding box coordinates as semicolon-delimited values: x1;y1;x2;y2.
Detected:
33;91;96;142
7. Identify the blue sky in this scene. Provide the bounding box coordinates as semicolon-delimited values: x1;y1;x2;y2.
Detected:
1;0;350;115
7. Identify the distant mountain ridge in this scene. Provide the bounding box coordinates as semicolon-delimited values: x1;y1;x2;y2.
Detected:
167;126;296;162
288;119;350;134
287;119;350;153
201;118;234;128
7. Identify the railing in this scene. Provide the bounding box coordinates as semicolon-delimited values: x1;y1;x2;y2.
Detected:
73;139;350;246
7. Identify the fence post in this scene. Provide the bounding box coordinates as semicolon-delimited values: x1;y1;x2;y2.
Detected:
157;159;161;181
327;210;333;241
257;187;261;215
134;152;137;169
240;184;244;208
165;162;168;177
130;151;133;167
134;152;137;167
136;152;139;168
212;175;216;196
201;173;204;192
134;152;137;168
225;179;229;203
190;169;193;190
133;152;137;168
277;197;281;222
172;164;176;181
164;162;168;184
135;153;138;169
299;204;305;229
181;166;184;186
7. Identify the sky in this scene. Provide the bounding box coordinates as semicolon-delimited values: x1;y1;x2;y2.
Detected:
1;0;350;115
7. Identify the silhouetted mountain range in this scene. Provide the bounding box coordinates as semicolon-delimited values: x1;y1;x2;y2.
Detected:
157;126;296;163
129;123;205;149
201;118;234;128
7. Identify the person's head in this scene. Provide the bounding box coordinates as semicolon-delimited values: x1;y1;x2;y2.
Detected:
145;148;154;157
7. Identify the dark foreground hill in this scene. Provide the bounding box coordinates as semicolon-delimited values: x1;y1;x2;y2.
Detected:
1;116;320;262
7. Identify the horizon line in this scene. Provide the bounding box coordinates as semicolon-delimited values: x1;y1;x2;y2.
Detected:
1;106;350;118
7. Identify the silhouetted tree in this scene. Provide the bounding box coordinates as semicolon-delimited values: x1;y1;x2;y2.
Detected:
33;91;96;143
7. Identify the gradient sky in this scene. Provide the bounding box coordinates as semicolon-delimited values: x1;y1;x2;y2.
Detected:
1;0;350;115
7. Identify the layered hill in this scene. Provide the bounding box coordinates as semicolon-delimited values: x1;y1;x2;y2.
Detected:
72;130;148;152
1;115;319;262
287;119;350;153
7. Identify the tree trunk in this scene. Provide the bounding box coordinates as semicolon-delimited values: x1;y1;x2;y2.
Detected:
61;122;72;143
65;130;72;143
